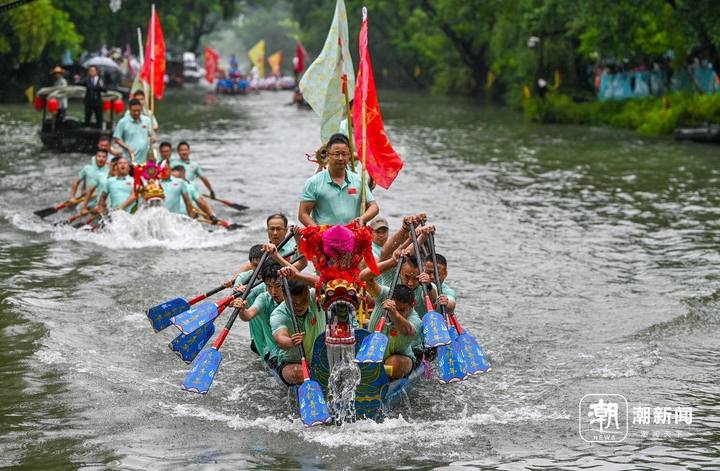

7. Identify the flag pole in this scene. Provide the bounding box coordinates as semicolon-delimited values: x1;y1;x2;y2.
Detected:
359;7;368;215
343;75;356;173
150;3;156;118
137;28;148;107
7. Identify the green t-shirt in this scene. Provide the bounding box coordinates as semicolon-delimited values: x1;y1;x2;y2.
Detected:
270;288;326;363
248;291;281;361
368;285;422;360
113;114;153;164
101;175;134;210
440;282;456;303
79;161;108;190
161;176;190;214
300;169;374;226
170;158;202;182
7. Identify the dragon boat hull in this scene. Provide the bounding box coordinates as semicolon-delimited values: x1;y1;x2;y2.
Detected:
268;328;425;421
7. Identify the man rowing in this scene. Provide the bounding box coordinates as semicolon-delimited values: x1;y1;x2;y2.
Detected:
269;278;326;385
172;165;217;222
170;141;216;200
231;214;299;279
160;165;195;217
424;253;455;314
113;98;154;164
298;133;378;227
96;156;136;213
232;262;285;364
68;148;108;202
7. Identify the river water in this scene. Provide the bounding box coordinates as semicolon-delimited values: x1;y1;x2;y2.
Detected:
1;90;718;470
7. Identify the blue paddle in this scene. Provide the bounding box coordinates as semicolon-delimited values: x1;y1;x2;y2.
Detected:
427;233;487;378
168;279;265;363
170;322;215;364
182;232;294;394
147;284;227;332
169;254;308;363
355;255;404;363
408;223;451;348
170;291;243;336
281;277;331;427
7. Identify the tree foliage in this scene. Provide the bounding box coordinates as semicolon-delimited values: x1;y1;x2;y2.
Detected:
282;0;720;98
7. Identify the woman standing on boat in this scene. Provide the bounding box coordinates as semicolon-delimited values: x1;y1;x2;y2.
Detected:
298;134;378;227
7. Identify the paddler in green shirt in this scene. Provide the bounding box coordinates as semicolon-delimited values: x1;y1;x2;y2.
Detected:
298;133;379;227
161;166;195;216
423;253;456;314
96;157;136;213
68;148;108;202
170;141;216;200
231;263;285;363
232;214;304;275
360;251;422;379
270;279;326;386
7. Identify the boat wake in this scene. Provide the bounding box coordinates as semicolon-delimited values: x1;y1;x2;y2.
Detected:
5;206;247;250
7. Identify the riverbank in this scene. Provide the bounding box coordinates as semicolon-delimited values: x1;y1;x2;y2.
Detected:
523;92;720;136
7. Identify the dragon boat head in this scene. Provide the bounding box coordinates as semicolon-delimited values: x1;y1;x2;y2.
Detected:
321;278;359;346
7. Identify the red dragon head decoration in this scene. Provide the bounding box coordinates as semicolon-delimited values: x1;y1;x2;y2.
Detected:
297;222;379;314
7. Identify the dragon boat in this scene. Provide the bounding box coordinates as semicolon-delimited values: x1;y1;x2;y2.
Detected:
269;330;427;420
266;223;429;422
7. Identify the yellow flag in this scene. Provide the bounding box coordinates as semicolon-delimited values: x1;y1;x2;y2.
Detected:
24;86;34;104
267;51;283;77
248;40;266;78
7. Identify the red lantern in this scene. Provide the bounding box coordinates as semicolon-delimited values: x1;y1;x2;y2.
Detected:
112;99;125;114
33;96;45;111
47;98;59;114
102;100;112;112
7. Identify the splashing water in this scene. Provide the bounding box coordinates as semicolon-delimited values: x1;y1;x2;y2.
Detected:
326;344;361;425
5;205;246;250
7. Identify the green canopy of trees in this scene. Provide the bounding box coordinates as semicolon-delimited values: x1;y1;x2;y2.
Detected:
286;0;720;99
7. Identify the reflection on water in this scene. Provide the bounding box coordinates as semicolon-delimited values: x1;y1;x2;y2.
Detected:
0;89;719;469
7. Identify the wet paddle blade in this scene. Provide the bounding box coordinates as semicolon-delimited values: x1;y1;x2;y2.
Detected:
437;341;468;384
298;379;331;427
169;322;215;364
170;302;219;335
181;347;222;394
422;311;452;348
147;297;190;332
455;333;491;375
224;223;245;231
34;206;59;218
448;324;459;340
355;332;388;363
226;202;249;212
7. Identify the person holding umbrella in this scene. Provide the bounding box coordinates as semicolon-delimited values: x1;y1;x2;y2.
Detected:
81;65;105;128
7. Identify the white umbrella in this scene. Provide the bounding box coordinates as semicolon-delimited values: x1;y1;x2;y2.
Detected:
82;56;121;71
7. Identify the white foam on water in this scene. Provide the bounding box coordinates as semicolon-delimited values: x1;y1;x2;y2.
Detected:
34;347;66;366
167;401;569;450
6;206;247;250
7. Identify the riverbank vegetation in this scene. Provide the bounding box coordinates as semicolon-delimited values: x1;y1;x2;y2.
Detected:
3;0;720;134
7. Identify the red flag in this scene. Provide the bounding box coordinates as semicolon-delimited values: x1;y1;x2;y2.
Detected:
139;7;166;99
294;40;308;75
205;46;220;84
351;10;403;189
